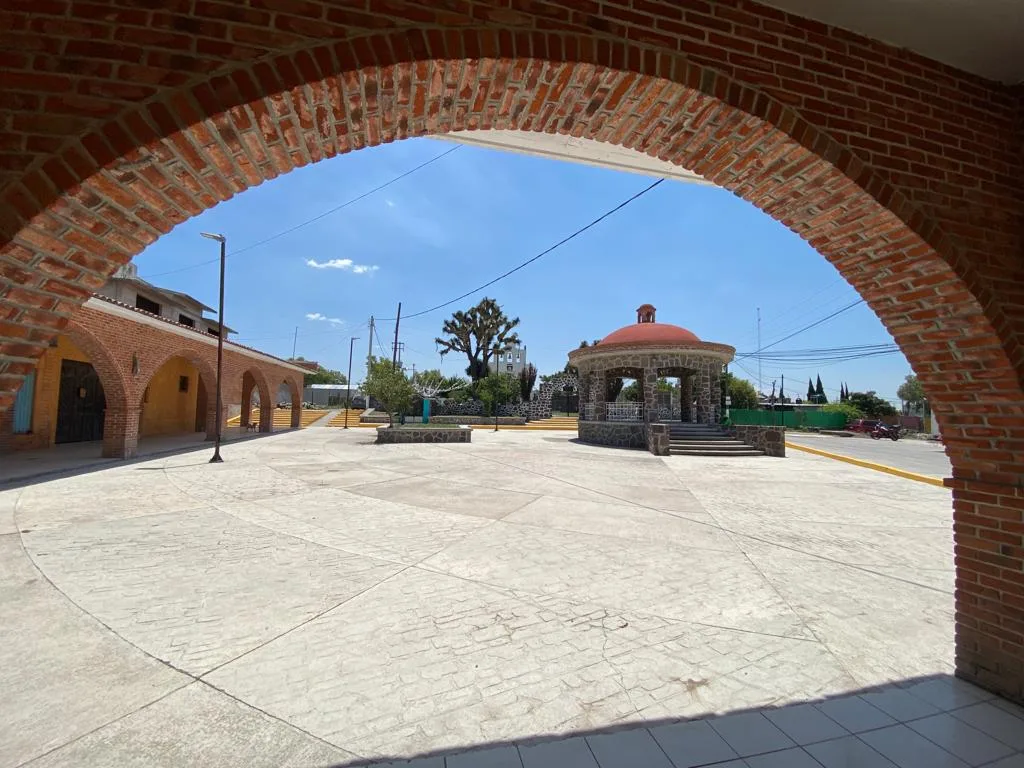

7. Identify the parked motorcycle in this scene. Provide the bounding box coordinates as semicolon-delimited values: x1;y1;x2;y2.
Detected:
870;423;900;441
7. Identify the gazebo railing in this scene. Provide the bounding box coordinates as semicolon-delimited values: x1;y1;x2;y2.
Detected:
582;403;596;421
606;402;644;422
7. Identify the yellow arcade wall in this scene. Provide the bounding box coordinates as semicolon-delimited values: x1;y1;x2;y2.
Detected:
140;357;201;437
31;335;95;448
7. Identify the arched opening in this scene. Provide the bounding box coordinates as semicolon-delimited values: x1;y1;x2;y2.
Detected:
137;353;217;445
0;23;1020;708
238;369;272;435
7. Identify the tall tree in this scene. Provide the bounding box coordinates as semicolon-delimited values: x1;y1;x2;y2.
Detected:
807;378;815;402
815;374;827;404
302;365;347;386
722;372;759;410
435;297;521;382
518;363;538;401
477;373;520;416
362;356;415;426
896;373;926;413
847;390;898;419
607;377;625;401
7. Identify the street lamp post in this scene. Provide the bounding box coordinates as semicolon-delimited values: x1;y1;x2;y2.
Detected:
345;336;359;429
201;232;227;463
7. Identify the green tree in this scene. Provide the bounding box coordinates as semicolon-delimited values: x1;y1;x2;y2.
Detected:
847;391;898;420
607;377;624;401
807;378;815;402
518;363;538;401
814;374;827;404
436;298;521;382
823;401;864;422
362;356;414;426
302;366;347;386
896;374;925;413
722;372;759;410
619;380;641;402
477;373;520;416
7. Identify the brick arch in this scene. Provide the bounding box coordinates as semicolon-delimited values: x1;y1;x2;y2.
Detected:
280;375;303;429
63;320;134;458
137;347;220;437
240;367;273;433
0;24;1020;699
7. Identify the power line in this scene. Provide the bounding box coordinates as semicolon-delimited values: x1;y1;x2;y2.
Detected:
734;299;866;361
378;178;665;322
142;145;462;279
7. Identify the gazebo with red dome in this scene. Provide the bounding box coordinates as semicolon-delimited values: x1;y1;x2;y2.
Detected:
569;304;735;432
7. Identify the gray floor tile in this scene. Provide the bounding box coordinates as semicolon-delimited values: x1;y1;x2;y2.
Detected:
519;738;598;768
901;679;991;712
586;729;673;768
859;690;941;722
649;720;739;767
908;713;1015;765
447;745;522;768
953;703;1024;751
745;747;823;767
708;712;796;758
807;736;898;767
816;697;897;733
983;756;1024;768
764;703;849;745
860;724;970;768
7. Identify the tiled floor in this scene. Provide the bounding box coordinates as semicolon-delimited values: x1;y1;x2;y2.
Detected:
370;676;1024;768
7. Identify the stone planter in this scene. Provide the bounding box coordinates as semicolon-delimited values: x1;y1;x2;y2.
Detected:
375;426;472;444
730;425;786;457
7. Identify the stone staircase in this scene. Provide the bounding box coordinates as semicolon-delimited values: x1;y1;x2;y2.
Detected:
667;422;764;457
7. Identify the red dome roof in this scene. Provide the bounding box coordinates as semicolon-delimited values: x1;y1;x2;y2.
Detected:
599;322;701;346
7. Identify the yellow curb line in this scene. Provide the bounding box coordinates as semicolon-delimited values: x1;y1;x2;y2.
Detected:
785;441;947;488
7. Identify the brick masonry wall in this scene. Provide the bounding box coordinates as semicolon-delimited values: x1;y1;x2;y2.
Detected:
0;1;1021;700
0;302;303;457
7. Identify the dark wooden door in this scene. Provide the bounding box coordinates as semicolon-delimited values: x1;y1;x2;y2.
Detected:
55;359;106;444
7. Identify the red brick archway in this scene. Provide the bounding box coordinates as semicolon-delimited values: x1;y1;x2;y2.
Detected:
141;347;220;439
0;8;1021;701
241;368;273;433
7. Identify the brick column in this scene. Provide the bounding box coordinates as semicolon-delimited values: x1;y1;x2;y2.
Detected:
102;403;140;459
950;475;1024;703
203;400;224;441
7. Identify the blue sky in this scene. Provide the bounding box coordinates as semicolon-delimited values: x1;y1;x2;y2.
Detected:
134;137;911;404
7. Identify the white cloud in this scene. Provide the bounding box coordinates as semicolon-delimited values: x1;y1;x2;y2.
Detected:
305;258;379;274
305;312;344;326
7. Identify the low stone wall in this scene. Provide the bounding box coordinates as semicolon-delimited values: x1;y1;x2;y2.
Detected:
731;425;786;457
647;423;670;456
577;420;647;450
375;426;472;444
428;416;526;425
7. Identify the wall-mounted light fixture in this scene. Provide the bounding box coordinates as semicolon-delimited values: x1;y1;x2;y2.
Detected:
131;353;140;376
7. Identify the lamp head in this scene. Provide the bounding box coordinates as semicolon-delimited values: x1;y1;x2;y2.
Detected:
200;232;226;243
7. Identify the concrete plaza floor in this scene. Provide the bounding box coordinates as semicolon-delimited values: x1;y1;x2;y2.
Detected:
3;428;1021;767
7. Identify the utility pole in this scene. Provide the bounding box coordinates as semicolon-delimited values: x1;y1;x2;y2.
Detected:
366;316;375;369
291;326;298;359
756;307;762;399
345;335;359;429
391;302;402;370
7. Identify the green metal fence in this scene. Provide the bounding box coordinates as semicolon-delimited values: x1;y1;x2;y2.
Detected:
728;409;848;429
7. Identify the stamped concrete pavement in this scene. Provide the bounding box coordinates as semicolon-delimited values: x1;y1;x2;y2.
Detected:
1;427;1001;767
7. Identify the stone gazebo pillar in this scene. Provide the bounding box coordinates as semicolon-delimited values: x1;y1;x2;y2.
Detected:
642;365;658;423
593;370;607;422
681;374;693;422
709;363;722;424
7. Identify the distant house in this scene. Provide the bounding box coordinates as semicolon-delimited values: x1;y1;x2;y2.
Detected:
489;345;528;376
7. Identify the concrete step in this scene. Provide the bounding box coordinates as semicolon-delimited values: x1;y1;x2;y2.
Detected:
669;448;765;457
669;440;752;448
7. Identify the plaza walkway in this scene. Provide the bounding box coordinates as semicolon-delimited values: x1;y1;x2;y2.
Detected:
3;428;1020;767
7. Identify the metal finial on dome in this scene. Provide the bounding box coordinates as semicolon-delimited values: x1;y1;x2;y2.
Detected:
636;304;656;324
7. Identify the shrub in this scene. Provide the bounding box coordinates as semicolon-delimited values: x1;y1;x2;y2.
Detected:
823;402;863;423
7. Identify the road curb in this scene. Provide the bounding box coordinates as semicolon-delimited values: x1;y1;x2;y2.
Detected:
785;441;948;488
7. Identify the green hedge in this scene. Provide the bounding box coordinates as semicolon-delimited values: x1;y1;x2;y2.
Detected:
728;409;848;429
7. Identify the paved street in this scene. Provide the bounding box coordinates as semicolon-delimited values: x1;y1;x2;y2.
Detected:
785;432;952;480
3;428;1018;767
